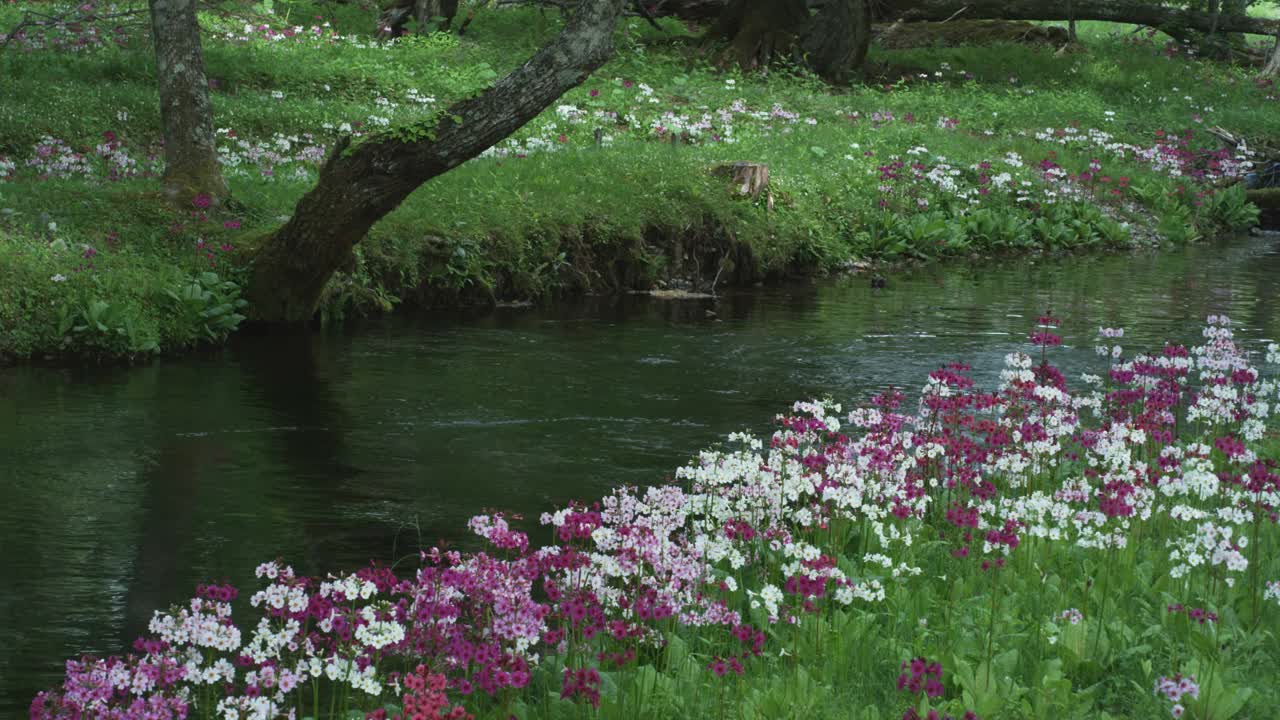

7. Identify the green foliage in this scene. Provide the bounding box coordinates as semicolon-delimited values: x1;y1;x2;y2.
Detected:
162;271;249;343
1202;184;1261;232
0;186;250;360
57;297;160;355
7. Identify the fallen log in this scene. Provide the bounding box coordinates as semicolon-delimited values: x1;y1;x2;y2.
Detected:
650;0;1279;38
874;19;1070;50
877;0;1276;37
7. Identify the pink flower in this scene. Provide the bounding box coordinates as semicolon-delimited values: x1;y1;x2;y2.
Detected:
191;193;211;209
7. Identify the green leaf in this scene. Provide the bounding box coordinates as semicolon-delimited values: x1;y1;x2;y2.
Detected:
57;309;75;335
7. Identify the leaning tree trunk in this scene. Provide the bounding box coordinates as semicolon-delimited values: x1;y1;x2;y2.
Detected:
148;0;225;203
246;0;626;322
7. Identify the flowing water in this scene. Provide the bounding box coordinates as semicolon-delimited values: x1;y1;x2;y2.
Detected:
2;235;1279;712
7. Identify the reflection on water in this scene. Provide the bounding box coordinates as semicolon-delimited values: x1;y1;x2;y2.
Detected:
2;235;1279;711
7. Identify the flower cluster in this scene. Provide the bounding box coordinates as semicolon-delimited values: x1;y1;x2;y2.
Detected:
1155;673;1200;718
897;657;945;698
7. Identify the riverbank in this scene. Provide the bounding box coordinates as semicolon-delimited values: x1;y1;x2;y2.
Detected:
1;2;1275;361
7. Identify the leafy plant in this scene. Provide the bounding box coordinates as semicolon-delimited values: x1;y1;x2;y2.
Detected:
162;271;248;342
57;298;160;355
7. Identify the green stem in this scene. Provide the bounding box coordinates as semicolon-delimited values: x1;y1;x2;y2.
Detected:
985;568;998;689
1092;546;1115;658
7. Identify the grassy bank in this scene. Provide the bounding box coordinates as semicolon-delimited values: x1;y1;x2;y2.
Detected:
1;2;1276;360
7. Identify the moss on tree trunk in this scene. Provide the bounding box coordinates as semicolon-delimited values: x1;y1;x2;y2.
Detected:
148;0;226;203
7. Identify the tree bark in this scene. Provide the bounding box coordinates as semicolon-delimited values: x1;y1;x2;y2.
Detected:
246;0;626;323
413;0;459;31
705;0;869;81
705;0;809;71
801;0;871;82
148;0;225;203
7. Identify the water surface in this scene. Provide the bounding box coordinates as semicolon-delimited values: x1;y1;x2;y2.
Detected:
2;236;1279;711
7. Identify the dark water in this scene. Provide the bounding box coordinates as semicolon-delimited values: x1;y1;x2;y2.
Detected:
2;236;1279;712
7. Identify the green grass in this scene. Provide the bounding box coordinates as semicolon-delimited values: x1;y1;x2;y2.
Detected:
0;1;1277;360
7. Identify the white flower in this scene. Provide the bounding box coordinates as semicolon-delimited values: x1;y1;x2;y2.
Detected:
50;274;67;283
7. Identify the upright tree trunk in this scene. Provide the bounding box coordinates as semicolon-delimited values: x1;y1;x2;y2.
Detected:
246;0;626;322
706;0;809;71
801;0;871;83
413;0;459;31
707;0;870;81
148;0;225;203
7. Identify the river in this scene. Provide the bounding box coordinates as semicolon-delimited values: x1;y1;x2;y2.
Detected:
2;235;1278;712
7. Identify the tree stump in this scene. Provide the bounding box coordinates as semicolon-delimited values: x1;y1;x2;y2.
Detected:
1263;32;1280;77
713;162;773;210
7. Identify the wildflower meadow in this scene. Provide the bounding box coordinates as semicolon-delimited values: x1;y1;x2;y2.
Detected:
27;315;1280;719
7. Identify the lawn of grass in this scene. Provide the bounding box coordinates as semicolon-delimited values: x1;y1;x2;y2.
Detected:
0;1;1276;360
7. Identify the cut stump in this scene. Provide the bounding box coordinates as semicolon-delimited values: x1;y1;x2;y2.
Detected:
712;162;773;210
